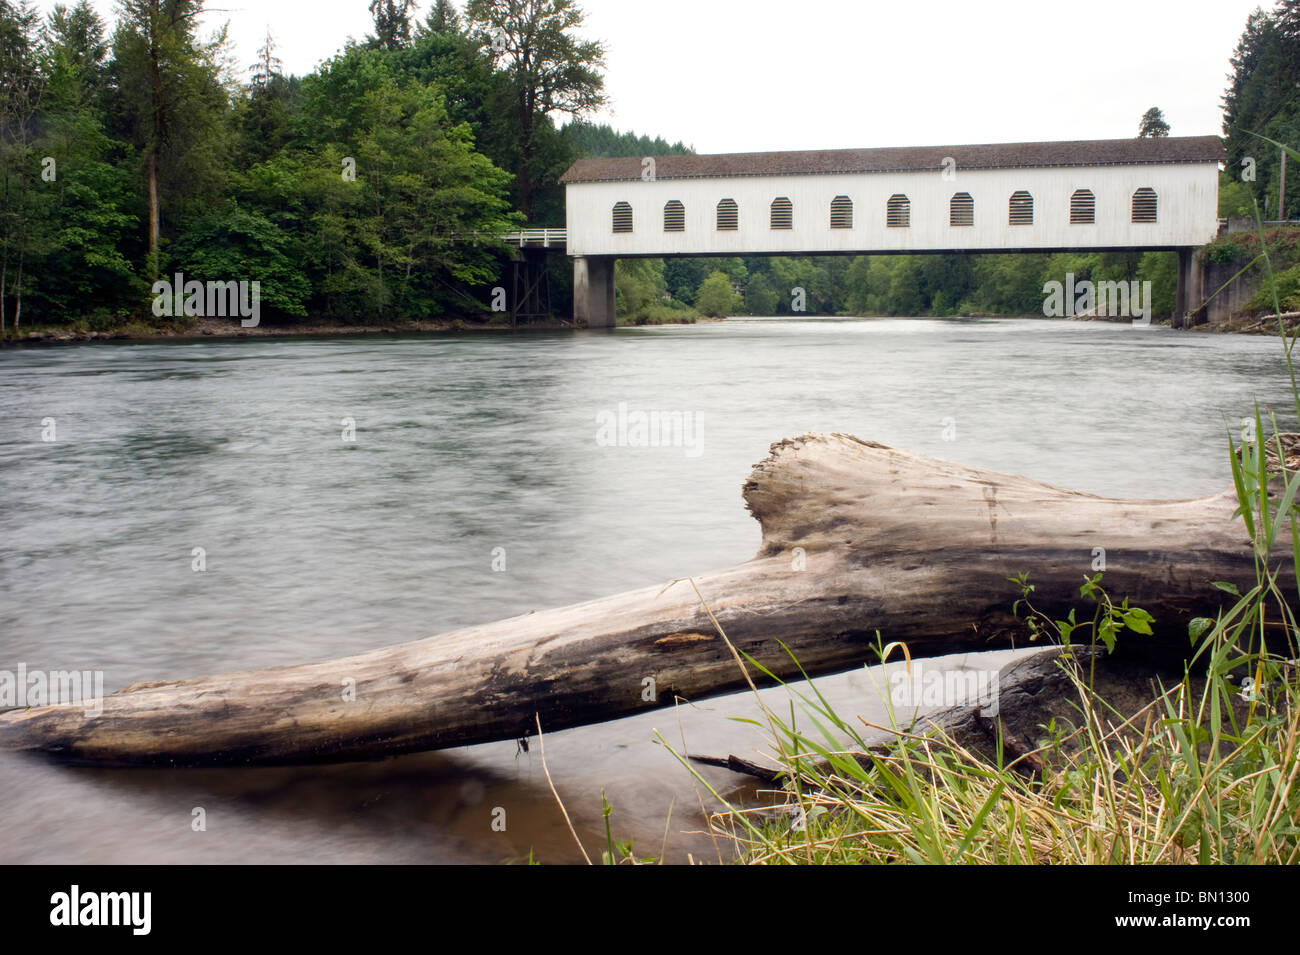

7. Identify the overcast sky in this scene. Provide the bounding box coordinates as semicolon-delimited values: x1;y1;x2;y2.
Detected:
40;0;1267;153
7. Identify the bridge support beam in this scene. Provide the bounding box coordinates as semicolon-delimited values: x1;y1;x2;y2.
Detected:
1174;247;1204;328
573;256;615;328
509;249;552;325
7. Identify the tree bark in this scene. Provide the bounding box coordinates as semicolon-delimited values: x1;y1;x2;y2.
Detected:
147;6;165;275
0;433;1279;767
517;88;534;220
147;150;159;274
13;245;22;328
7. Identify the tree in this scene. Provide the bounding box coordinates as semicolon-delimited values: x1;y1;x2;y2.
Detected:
695;270;738;317
283;52;519;318
614;257;665;317
1222;3;1300;215
664;257;709;304
168;202;309;317
1223;7;1273;141
562;121;692;158
47;0;110;80
249;28;282;90
420;0;463;36
0;0;44;329
1218;173;1256;218
744;272;779;315
33;0;138;323
1277;0;1300;40
464;0;605;219
1139;106;1170;138
109;0;231;277
368;0;416;51
766;256;827;313
235;31;296;167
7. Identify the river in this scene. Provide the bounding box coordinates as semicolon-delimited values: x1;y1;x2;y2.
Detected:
0;316;1292;863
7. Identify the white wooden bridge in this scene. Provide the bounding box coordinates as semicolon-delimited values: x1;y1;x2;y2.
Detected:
556;136;1224;327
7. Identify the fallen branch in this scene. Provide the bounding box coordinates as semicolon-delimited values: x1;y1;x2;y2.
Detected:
0;433;1275;766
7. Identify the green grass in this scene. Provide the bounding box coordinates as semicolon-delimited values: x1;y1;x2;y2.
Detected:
659;628;1299;864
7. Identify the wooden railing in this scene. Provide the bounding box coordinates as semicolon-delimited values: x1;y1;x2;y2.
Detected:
500;228;567;248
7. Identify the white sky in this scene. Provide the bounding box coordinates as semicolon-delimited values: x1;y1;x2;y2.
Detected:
40;0;1267;152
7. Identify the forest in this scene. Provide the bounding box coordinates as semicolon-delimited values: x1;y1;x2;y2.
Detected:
0;0;1296;333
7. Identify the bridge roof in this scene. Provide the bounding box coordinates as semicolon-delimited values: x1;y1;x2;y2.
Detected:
560;136;1224;184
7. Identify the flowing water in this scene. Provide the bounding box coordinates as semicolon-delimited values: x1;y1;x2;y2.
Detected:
0;316;1292;863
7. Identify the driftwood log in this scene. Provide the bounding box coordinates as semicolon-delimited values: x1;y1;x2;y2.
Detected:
0;432;1279;767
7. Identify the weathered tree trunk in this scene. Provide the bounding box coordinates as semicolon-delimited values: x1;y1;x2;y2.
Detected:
147;13;164;274
13;245;23;328
0;433;1278;767
147;151;160;274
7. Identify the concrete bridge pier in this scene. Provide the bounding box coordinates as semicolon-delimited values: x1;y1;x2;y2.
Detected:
573;255;615;328
1174;247;1205;328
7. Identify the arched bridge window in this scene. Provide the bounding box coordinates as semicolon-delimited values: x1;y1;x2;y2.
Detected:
612;201;633;233
1070;189;1095;224
663;200;685;232
716;198;738;231
949;192;973;227
1009;191;1033;225
770;197;792;230
886;194;910;228
1132;188;1157;223
830;195;853;229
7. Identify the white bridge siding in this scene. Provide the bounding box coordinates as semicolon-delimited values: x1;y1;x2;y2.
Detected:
566;165;1219;256
558;137;1224;326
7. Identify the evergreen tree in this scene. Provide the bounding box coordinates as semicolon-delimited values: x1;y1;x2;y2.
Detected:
108;0;231;277
561;121;692;158
0;0;43;328
368;0;416;51
235;29;296;167
1222;2;1300;215
249;28;282;90
1139;106;1170;137
421;0;463;36
34;0;138;322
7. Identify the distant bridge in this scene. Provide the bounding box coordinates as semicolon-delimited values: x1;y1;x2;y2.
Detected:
555;136;1224;327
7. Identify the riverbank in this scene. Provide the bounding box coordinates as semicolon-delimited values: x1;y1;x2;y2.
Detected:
15;310;1300;345
1192;310;1300;335
0;312;725;345
1197;226;1300;331
0;315;573;345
